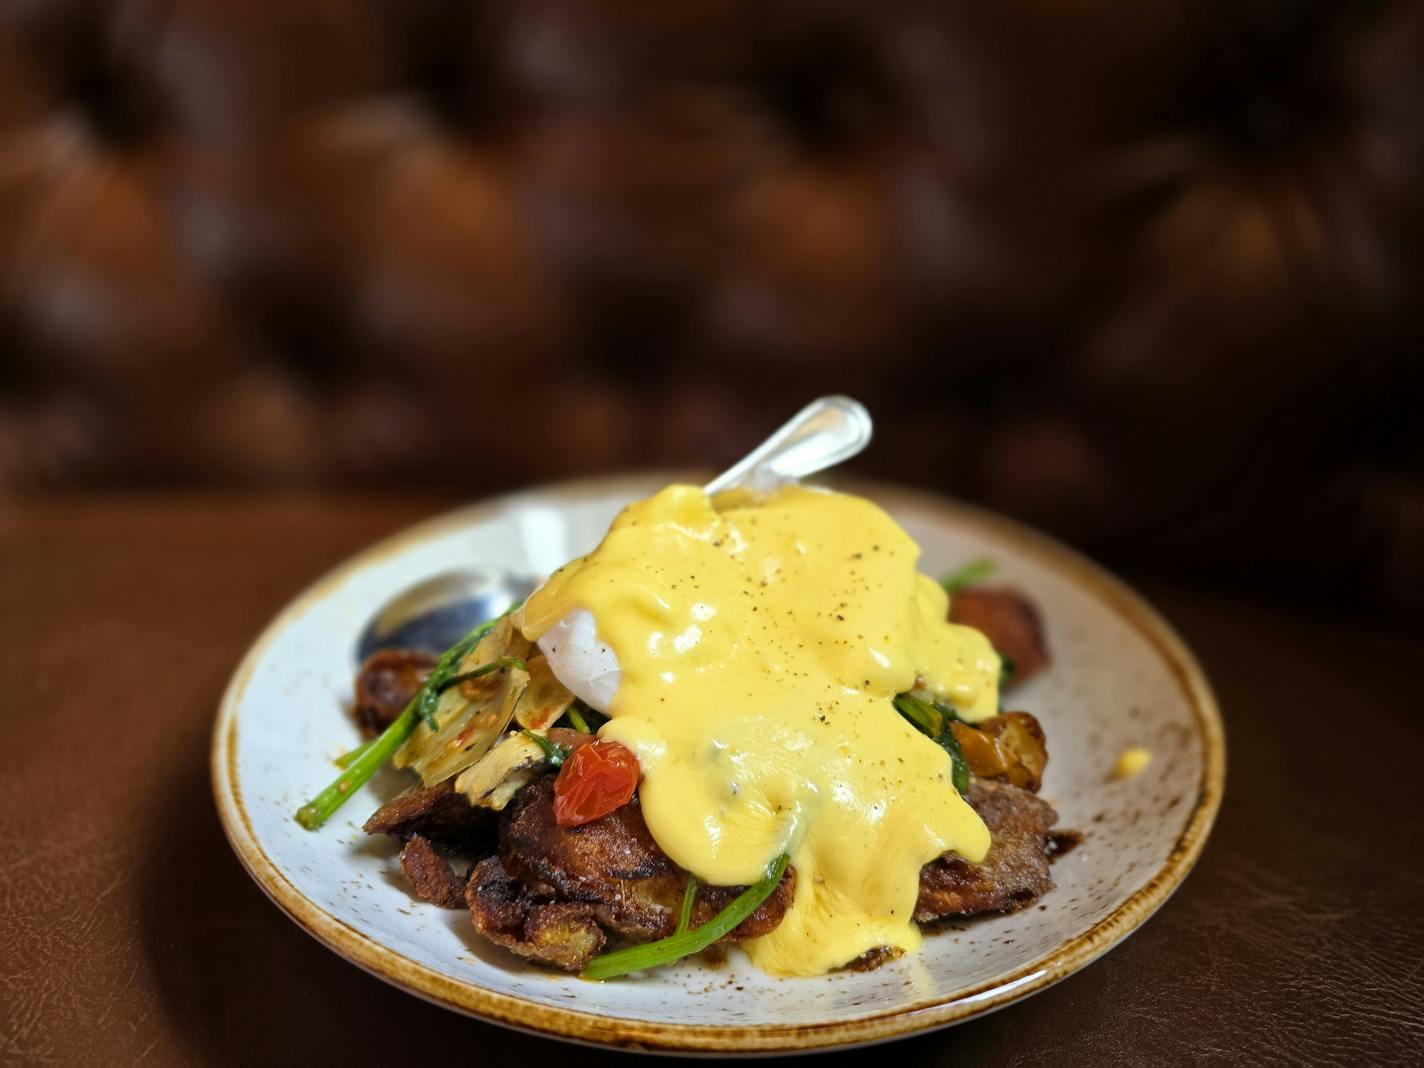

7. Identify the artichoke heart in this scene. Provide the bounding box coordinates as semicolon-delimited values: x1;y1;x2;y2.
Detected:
515;655;576;730
394;615;533;784
455;731;548;810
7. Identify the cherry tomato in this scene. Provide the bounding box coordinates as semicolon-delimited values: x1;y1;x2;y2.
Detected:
553;740;640;826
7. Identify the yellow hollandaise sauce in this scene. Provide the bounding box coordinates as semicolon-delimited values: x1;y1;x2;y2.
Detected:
519;483;1001;976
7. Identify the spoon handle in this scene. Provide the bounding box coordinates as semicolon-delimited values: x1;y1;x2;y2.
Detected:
704;395;874;496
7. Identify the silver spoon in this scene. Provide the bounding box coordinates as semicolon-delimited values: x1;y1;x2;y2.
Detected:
355;395;873;662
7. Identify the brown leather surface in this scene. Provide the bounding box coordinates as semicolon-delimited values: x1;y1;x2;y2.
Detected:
1;494;1421;1064
2;1;1424;622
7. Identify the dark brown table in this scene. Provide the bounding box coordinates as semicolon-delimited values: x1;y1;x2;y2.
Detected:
3;494;1420;1065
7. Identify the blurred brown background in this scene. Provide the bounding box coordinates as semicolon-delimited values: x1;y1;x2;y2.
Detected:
4;6;1424;1061
2;0;1422;617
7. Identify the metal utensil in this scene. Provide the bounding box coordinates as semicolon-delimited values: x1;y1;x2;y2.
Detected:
702;395;872;495
355;395;873;662
354;567;537;664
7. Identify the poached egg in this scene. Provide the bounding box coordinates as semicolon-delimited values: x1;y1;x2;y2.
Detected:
519;483;1000;976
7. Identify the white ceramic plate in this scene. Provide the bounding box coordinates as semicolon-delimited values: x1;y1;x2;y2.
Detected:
212;474;1223;1054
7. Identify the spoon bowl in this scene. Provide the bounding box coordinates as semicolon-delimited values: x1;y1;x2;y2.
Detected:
354;395;874;663
354;566;535;662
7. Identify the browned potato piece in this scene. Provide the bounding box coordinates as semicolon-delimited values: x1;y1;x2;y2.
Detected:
352;649;436;736
916;779;1057;921
399;833;468;909
951;711;1048;793
466;855;606;972
950;720;1013;781
500;775;795;944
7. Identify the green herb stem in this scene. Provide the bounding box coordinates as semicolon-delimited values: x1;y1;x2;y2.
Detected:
582;855;788;980
295;605;518;830
296;702;420;830
893;693;970;794
931;700;972;794
521;729;569;768
893;693;943;736
413;609;516;729
675;875;699;935
569;699;608;734
437;656;526;694
940;556;995;594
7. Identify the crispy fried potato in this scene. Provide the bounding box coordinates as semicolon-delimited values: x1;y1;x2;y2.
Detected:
916;780;1057;922
352;649;435;737
399;834;468;908
362;778;498;854
466;856;606;972
500;775;795;943
958;711;1048;793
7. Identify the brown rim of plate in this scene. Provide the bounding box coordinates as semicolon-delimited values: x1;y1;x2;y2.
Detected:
211;473;1226;1055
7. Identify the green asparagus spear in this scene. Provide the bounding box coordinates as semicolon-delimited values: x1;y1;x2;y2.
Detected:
295;605;519;830
334;737;375;768
582;855;788;980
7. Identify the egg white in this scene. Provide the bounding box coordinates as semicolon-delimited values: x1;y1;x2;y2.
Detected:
537;608;621;713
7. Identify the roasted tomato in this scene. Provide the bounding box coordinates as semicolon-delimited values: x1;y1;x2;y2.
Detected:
553;740;640;826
